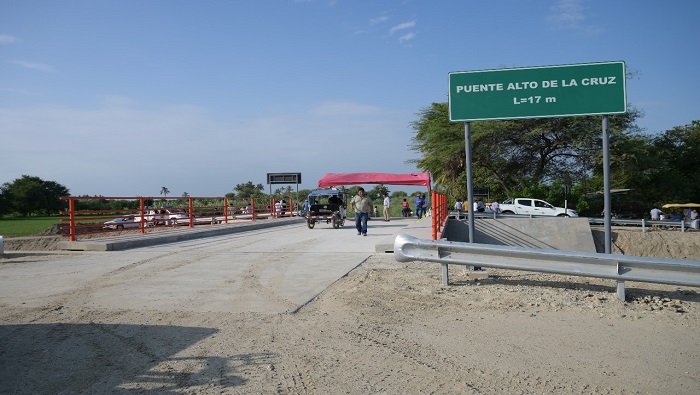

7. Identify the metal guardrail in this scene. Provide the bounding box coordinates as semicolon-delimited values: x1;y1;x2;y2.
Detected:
588;217;699;232
393;234;700;301
448;211;700;232
447;210;575;220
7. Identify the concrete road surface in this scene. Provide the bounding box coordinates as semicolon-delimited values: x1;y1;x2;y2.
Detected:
0;218;429;315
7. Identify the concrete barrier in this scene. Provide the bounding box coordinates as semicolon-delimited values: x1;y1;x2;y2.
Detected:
444;217;596;252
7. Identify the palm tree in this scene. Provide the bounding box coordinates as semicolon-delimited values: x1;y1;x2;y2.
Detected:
160;187;170;199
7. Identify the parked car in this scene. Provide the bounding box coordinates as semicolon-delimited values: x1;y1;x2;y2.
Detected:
103;216;140;230
134;208;192;226
498;198;578;217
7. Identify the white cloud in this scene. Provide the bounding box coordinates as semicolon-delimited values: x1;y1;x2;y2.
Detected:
389;20;416;35
370;16;389;25
547;0;585;30
13;60;57;73
399;32;416;44
0;34;17;44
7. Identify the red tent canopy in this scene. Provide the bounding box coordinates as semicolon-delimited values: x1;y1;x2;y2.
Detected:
317;172;431;188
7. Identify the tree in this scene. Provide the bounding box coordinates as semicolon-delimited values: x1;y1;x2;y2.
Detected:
160;187;170;199
408;102;466;199
233;181;265;198
391;191;408;199
0;175;69;216
368;184;390;200
648;120;700;203
409;102;641;199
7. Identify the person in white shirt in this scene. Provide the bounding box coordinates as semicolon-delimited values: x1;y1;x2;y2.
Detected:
650;207;663;220
275;200;282;217
382;194;391;222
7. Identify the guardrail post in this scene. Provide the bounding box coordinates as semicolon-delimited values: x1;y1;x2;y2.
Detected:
642;218;646;233
617;280;625;301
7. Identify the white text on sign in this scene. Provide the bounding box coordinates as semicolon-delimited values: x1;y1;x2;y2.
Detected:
454;76;617;94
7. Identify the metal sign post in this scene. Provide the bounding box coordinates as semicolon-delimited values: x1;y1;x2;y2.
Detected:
267;173;302;214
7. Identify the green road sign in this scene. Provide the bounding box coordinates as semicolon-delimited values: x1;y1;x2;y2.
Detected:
449;61;626;122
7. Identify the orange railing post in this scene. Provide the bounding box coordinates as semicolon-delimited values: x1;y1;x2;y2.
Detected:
68;197;76;241
430;190;449;240
188;198;194;227
139;198;146;234
431;190;437;240
224;197;229;224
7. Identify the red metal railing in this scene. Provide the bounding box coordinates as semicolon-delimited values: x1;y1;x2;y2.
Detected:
59;196;295;241
431;190;449;240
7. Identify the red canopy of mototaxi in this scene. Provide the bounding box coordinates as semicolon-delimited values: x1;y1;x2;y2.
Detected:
317;172;431;188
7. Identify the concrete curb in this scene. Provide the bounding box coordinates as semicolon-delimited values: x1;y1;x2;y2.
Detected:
58;217;306;251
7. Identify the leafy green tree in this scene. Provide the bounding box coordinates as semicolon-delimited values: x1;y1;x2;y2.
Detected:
160;187;170;199
0;184;9;217
233;181;266;198
409;102;641;199
0;175;69;216
368;184;390;200
391;191;408;199
409;102;466;200
647;120;700;204
344;186;359;197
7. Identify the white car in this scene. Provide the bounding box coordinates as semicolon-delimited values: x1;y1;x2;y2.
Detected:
103;216;140;230
499;198;578;217
137;208;191;226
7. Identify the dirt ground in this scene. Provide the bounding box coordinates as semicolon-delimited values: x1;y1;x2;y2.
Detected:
1;226;699;394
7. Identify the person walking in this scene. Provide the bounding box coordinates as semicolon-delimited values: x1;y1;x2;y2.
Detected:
383;194;391;221
650;207;664;220
350;187;373;236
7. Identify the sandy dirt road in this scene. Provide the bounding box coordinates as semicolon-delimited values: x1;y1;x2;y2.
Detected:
1;221;699;394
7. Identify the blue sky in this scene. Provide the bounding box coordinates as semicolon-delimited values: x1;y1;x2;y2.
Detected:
1;0;698;197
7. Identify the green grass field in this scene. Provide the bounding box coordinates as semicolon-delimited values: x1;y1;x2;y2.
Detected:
0;216;63;237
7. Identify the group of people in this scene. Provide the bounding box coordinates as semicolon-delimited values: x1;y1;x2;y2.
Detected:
454;199;499;213
413;194;428;219
650;207;699;221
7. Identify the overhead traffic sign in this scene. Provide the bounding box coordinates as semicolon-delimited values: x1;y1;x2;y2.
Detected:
449;61;626;122
267;172;301;184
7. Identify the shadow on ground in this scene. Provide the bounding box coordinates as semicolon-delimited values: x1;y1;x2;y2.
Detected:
0;323;274;393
